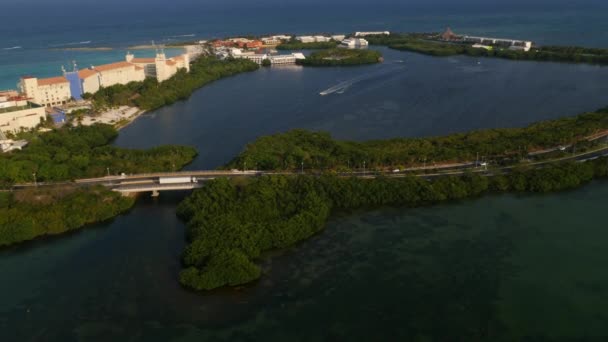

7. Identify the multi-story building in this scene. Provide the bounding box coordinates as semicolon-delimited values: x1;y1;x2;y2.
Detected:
75;61;146;96
19;76;71;107
19;50;190;106
0;94;46;133
127;52;190;83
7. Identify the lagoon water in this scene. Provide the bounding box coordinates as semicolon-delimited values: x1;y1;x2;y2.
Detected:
2;2;608;340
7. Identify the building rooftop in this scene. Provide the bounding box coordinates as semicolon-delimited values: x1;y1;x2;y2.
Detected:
93;61;134;72
131;58;156;64
37;76;69;86
78;68;98;79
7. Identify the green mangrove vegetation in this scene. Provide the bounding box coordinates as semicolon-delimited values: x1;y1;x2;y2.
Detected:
226;107;608;171
297;48;383;66
178;157;608;290
0;124;197;185
84;57;259;111
366;33;608;65
276;40;339;50
0;186;135;247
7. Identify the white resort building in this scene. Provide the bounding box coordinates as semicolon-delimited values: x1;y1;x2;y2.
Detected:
19;76;71;107
127;52;190;83
19;51;190;106
268;53;306;65
355;31;390;37
0;92;46;133
462;36;533;51
341;38;369;47
77;61;146;95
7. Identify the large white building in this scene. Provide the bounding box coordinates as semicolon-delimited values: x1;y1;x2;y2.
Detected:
127;52;190;83
78;61;146;95
20;51;191;106
0;94;46;133
19;76;72;107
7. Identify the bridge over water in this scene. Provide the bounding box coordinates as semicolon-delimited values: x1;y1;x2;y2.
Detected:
12;143;608;197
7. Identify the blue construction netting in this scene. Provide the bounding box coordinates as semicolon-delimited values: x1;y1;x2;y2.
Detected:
64;71;83;101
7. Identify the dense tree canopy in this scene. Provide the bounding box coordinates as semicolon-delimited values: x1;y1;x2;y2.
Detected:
0;186;135;247
0;124;197;185
366;33;608;65
178;157;608;291
276;40;339;50
225;108;608;171
298;48;382;67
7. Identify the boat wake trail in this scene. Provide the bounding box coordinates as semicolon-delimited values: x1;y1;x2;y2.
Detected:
319;66;405;96
3;46;22;51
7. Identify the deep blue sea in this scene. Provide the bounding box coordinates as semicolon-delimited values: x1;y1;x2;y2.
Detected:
1;3;607;89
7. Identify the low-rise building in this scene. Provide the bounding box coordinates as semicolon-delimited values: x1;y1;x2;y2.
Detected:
230;48;268;64
341;38;369;47
331;35;346;41
268;53;307;65
463;36;533;51
0;96;46;133
261;37;282;45
296;36;316;43
355;31;390;37
313;36;331;42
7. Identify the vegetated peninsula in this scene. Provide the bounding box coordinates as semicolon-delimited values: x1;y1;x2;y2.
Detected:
298;49;383;67
0;124;196;185
0;124;197;247
176;107;608;291
366;31;608;65
0;186;134;247
276;40;339;50
226;108;608;171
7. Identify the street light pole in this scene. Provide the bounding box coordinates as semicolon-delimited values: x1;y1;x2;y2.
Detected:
301;161;304;174
363;161;366;176
33;172;37;187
